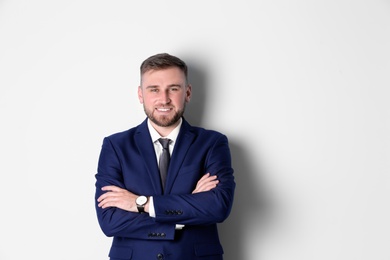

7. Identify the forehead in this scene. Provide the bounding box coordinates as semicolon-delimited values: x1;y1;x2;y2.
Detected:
141;67;186;85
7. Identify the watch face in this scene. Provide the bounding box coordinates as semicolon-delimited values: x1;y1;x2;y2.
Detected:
136;196;147;205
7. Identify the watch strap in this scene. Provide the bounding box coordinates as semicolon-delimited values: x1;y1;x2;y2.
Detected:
137;204;145;213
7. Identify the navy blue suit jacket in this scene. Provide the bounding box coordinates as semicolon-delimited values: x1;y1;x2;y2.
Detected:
95;118;235;260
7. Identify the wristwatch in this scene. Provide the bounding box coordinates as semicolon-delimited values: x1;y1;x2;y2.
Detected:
136;195;148;213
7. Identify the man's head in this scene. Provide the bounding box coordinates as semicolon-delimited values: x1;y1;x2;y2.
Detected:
140;53;188;85
138;53;192;134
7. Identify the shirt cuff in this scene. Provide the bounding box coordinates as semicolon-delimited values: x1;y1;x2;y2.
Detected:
149;196;155;217
175;224;185;230
148;197;185;230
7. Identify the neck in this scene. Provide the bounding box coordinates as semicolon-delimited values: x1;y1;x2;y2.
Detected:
150;121;180;137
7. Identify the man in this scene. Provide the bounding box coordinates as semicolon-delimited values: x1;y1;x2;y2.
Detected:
95;53;235;260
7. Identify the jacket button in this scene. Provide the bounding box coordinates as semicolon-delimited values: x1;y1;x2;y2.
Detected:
156;253;164;259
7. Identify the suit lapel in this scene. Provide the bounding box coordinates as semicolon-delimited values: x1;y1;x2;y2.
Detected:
165;119;196;194
135;119;163;194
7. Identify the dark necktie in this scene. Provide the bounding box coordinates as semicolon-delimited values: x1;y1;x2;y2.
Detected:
158;138;170;190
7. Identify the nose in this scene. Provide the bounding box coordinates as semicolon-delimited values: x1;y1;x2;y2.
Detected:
161;91;171;104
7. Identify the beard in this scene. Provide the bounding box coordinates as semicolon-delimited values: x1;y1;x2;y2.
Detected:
144;104;186;127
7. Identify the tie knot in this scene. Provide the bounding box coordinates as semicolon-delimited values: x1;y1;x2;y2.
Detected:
158;138;170;149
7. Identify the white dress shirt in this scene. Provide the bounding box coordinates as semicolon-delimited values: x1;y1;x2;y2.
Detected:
146;118;184;229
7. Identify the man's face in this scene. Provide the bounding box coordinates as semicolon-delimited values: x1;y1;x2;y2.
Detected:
138;67;191;128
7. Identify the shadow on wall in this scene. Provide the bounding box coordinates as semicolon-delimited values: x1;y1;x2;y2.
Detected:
182;57;208;127
219;141;274;260
183;57;276;259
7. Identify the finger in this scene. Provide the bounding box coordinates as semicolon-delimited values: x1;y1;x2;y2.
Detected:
101;186;122;192
197;175;217;187
99;200;117;209
97;190;122;202
97;192;110;202
201;180;219;190
198;173;210;182
98;194;121;208
198;174;216;183
98;197;111;208
193;179;219;193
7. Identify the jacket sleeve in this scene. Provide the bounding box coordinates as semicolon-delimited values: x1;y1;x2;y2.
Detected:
152;134;236;226
94;137;176;240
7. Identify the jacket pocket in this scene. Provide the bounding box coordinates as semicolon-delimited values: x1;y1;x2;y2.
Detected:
194;243;224;256
109;246;133;259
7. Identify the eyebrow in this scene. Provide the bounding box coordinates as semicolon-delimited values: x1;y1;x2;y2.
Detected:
168;84;183;88
145;84;183;89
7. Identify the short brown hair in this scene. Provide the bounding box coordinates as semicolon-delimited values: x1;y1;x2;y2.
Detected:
140;53;188;83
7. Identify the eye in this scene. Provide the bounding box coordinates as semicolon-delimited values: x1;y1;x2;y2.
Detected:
150;88;158;93
170;87;179;92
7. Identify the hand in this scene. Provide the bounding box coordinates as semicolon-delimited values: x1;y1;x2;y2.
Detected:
97;186;138;212
192;173;219;194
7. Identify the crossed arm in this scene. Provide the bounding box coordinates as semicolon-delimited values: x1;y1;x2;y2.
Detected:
97;173;219;213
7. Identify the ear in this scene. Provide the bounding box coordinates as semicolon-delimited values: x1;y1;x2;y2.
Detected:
185;84;192;103
138;86;144;104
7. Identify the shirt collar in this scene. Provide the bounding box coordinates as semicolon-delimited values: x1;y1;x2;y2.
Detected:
147;117;182;144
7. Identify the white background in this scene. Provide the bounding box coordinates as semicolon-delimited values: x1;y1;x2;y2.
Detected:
1;1;389;259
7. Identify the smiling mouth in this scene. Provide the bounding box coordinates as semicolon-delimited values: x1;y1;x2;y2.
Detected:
156;107;172;112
